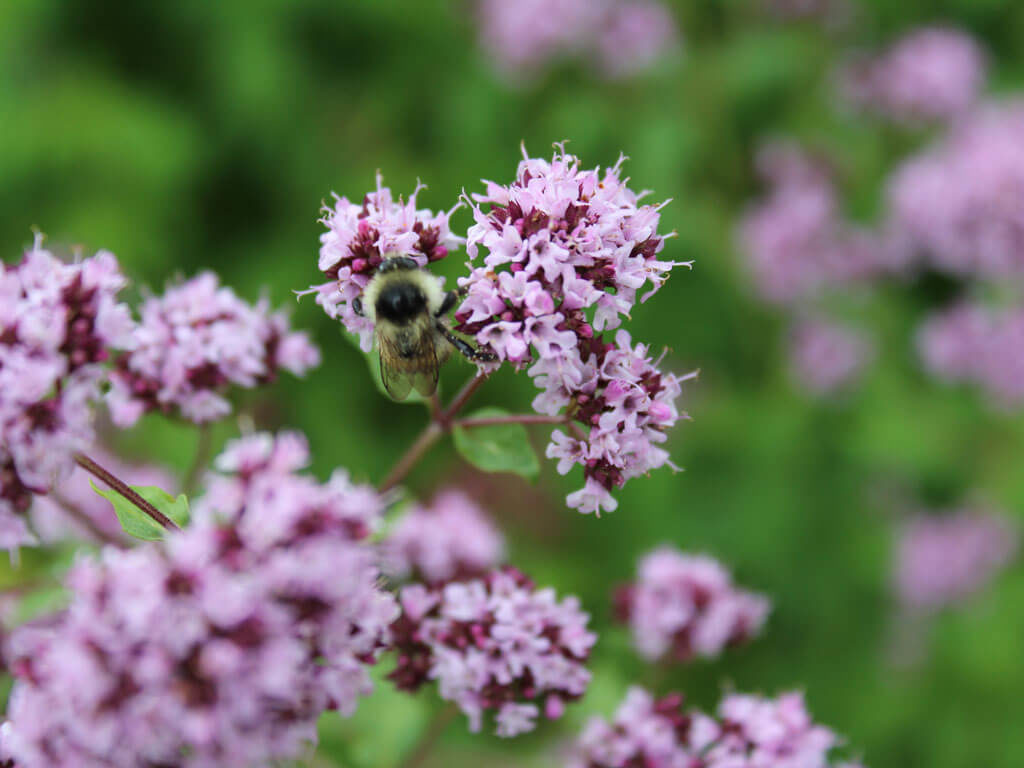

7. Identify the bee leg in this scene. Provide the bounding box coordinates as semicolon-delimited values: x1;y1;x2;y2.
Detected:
436;321;497;363
435;289;460;318
353;297;364;317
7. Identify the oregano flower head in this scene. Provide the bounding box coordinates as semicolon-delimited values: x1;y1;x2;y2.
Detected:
107;272;319;426
382;489;505;584
1;432;397;768
614;547;770;663
388;566;596;737
569;686;865;768
0;236;135;550
301;173;463;351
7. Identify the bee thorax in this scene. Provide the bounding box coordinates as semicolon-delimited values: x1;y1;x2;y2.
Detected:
374;283;426;324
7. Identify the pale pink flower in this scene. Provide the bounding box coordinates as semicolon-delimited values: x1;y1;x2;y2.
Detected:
788;319;873;396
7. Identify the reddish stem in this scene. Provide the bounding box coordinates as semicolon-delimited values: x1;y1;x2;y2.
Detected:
455;413;568;428
74;453;179;531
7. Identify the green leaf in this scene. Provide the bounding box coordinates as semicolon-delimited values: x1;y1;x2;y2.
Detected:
341;327;427;405
453;407;540;479
90;481;190;541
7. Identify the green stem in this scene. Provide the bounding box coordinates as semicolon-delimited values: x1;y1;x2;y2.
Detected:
74;453;179;531
182;424;213;496
395;703;459;768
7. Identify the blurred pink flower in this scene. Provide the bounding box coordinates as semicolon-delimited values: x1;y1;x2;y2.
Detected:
838;27;986;123
382;489;505;584
569;686;864;768
2;432;397;768
788;319;873;396
0;236;135;551
740;142;899;304
614;546;770;663
887;100;1024;278
918;302;1024;407
476;0;678;82
894;508;1018;611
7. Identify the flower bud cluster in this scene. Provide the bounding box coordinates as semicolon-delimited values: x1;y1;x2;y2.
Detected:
455;147;692;513
108;272;319;426
569;686;864;768
382;489;505;585
388;567;595;737
0;238;135;550
614;547;770;663
303;174;463;351
1;433;397;768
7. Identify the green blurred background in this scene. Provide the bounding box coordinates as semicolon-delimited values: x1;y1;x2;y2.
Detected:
3;1;1024;766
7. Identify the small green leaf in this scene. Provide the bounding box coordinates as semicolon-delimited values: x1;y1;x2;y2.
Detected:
453;407;540;479
89;481;190;541
341;327;427;405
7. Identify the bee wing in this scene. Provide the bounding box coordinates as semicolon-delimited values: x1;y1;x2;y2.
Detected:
377;327;439;401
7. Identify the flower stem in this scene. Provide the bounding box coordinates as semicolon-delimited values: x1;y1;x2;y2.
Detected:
182;424;213;496
455;413;568;428
396;703;459;768
377;372;491;493
378;422;444;494
74;452;180;531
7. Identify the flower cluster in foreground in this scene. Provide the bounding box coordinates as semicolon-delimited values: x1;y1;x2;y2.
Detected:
303;174;462;351
838;27;986;124
788;319;874;396
887;100;1024;279
455;147;692;513
475;0;679;83
388;567;596;737
0;238;134;550
569;686;864;768
894;507;1018;611
108;272;319;426
1;433;397;768
382;488;505;584
614;547;770;663
917;303;1024;407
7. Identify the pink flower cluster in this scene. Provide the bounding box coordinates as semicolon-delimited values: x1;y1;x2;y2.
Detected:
1;433;397;768
788;319;873;396
0;238;135;550
887;100;1024;278
613;547;770;663
30;446;176;545
894;508;1018;611
917;303;1024;407
838;27;986;124
302;173;462;351
569;687;864;768
382;489;505;584
455;147;691;514
739;143;895;305
476;0;678;83
107;272;319;426
388;567;596;737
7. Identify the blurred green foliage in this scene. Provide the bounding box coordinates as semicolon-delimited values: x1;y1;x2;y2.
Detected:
3;1;1024;766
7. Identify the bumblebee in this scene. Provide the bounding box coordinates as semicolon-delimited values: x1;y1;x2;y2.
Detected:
353;256;496;400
